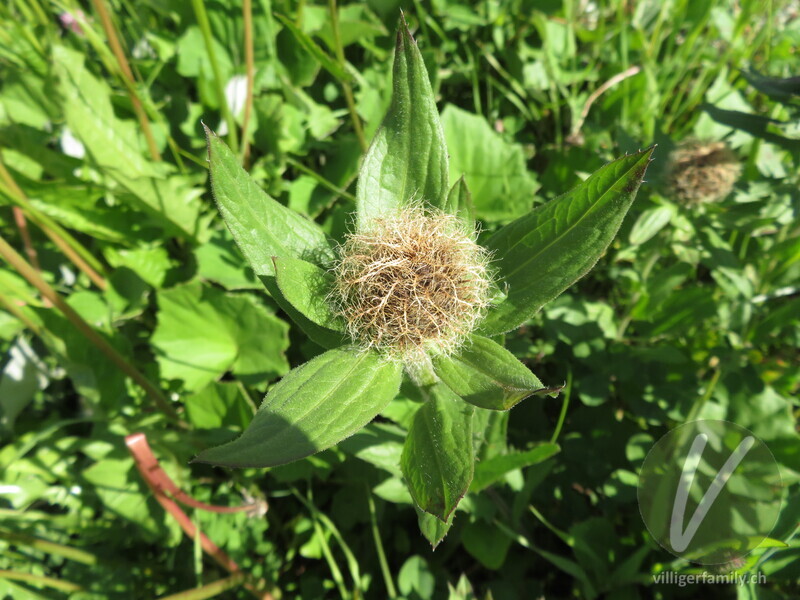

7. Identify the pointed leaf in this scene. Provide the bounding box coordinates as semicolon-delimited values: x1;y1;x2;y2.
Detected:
480;148;654;335
205;125;334;278
401;382;474;521
432;335;559;410
470;443;560;492
356;16;448;228
194;348;402;468
444;176;475;226
416;506;453;550
272;256;345;332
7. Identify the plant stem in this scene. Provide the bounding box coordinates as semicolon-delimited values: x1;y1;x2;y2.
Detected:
366;490;397;598
0;158;107;289
0;234;181;424
240;0;255;167
550;369;572;444
285;157;356;203
191;0;239;154
90;0;161;161
157;573;249;600
0;570;82;593
328;0;367;151
0;529;98;565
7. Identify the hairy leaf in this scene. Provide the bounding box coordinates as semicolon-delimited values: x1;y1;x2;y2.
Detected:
272;256;345;332
401;382;474;521
193;348;402;468
481;148;654;335
205;125;334;278
356;15;448;227
432;335;558;410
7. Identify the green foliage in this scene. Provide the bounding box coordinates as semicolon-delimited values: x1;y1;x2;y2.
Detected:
0;1;798;599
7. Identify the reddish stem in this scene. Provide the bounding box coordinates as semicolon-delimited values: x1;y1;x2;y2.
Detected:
125;433;273;600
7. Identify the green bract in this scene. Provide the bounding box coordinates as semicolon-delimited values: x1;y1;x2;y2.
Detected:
194;16;653;533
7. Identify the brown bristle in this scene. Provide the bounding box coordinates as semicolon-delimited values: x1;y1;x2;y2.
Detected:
330;206;493;363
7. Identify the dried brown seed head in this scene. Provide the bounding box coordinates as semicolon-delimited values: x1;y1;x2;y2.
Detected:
665;140;741;204
330;206;493;363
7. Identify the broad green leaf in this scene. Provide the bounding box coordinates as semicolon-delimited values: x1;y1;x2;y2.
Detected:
432;335;558;410
272;256;345;332
205;124;334;278
152;282;289;391
481;148;654;335
54;46;203;239
356;16;449;228
441;104;539;222
444;176;475;226
193;348;402;468
401;382;474;521
470;443;561;492
416;506;453;550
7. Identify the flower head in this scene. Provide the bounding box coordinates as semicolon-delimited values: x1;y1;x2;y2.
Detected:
665;140;740;204
330;205;493;363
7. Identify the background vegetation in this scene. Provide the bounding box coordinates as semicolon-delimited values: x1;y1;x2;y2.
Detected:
0;0;798;598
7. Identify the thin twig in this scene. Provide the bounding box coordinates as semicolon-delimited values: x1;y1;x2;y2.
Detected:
328;0;367;151
568;65;642;143
241;0;255;167
90;0;161;161
0;235;180;424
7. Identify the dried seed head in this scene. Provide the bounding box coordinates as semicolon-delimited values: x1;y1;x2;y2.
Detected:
665;140;740;204
330;205;493;363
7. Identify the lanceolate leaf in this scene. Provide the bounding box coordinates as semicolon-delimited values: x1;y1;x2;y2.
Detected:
401;382;474;522
193;348;402;468
480;148;655;335
356;15;449;228
272;256;345;332
470;443;560;492
432;335;558;411
204;125;334;278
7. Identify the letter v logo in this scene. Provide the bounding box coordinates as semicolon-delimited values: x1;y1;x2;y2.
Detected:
669;433;756;552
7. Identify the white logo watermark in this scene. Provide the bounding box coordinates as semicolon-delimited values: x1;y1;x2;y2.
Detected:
638;420;782;565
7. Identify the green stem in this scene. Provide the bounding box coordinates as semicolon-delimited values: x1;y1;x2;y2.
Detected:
550;369;572;444
0;570;82;593
0;529;98;565
286;157;356;203
240;0;255;166
190;0;239;154
328;0;367;151
367;489;397;598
